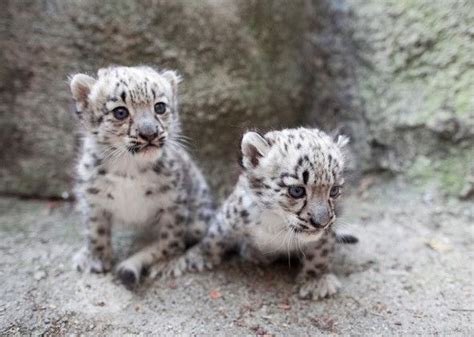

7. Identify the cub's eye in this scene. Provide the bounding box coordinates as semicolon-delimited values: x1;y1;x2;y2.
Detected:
154;102;167;115
330;186;341;198
112;107;129;120
288;186;306;199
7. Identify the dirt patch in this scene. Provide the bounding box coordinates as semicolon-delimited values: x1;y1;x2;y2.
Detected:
0;179;472;335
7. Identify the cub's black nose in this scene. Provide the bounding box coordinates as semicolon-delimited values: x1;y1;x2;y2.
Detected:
137;119;159;142
139;131;158;142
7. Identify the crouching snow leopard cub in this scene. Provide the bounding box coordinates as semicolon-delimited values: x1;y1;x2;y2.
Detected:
160;128;357;299
70;65;213;287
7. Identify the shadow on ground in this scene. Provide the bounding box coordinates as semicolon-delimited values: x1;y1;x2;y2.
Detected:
0;178;472;335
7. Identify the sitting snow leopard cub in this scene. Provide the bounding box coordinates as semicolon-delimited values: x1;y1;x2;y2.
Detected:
161;128;357;299
70;65;213;287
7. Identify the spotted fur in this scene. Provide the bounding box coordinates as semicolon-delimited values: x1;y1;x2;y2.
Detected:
160;128;355;299
70;66;213;287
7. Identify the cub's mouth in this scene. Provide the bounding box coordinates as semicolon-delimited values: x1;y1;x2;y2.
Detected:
128;136;166;155
290;223;332;235
291;226;320;235
128;143;160;155
140;143;159;153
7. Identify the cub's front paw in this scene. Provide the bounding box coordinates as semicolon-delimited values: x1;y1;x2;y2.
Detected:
297;273;341;300
72;247;112;273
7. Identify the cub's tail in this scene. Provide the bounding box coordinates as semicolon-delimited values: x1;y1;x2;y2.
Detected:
335;233;359;244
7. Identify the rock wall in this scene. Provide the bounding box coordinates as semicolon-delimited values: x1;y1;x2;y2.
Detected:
0;0;310;197
1;0;472;198
306;0;473;195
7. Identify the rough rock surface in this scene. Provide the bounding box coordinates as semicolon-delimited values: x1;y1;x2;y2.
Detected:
1;0;309;197
0;180;472;335
306;0;474;192
1;0;472;198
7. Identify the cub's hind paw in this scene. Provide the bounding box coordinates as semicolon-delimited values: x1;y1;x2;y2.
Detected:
73;247;112;273
150;247;215;279
150;257;187;279
297;273;341;300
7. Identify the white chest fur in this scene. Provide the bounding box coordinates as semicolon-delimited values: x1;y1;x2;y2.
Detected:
248;211;298;254
247;210;323;254
104;173;162;226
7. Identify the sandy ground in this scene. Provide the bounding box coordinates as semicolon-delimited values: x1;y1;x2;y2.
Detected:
0;177;473;336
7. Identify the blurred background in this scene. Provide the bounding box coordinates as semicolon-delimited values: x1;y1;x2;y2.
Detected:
0;1;473;335
1;0;472;199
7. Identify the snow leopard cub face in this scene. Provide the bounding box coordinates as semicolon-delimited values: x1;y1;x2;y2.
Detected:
70;66;181;161
241;128;348;238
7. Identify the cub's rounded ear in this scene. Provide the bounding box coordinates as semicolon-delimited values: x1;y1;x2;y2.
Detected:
241;131;270;168
70;73;96;104
161;70;181;99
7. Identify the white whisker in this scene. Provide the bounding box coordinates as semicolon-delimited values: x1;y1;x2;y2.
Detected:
295;232;306;259
260;227;290;255
285;228;292;267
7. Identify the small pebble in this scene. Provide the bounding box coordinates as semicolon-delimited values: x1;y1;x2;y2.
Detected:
33;270;47;281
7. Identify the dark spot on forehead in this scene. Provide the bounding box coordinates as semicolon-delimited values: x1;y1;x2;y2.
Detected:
120;91;127;102
303;170;309;184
